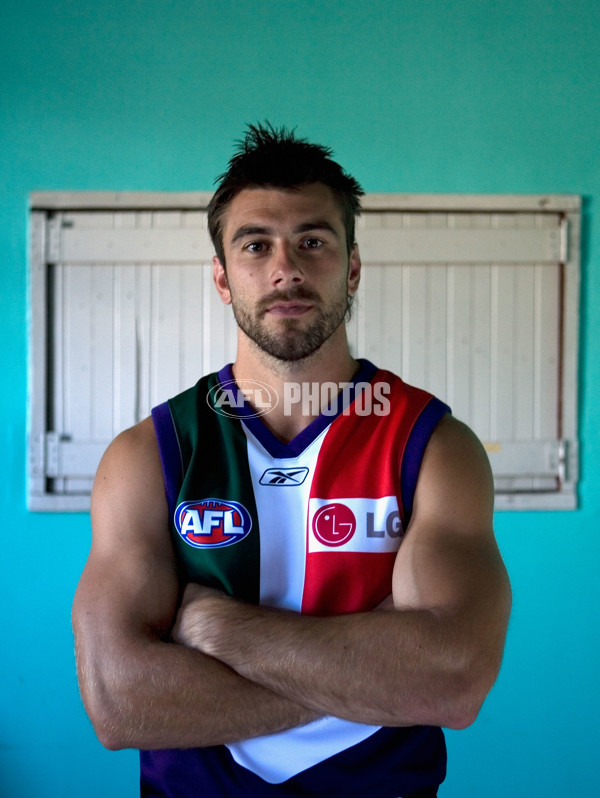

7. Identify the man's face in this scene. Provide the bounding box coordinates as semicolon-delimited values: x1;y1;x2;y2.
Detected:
213;183;361;362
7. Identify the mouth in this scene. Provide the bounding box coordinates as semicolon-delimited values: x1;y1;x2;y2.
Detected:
265;302;313;317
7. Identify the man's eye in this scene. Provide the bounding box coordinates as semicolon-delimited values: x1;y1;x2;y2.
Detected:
303;238;323;249
245;241;267;253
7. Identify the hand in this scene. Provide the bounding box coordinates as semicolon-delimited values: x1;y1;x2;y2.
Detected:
171;583;233;654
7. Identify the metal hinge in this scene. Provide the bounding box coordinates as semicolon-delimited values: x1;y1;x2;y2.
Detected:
557;439;568;483
37;432;106;479
44;431;62;477
28;432;62;478
46;214;62;262
560;216;569;262
28;433;47;478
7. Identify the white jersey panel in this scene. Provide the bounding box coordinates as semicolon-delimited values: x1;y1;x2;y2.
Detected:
227;716;380;784
243;424;327;611
229;424;381;783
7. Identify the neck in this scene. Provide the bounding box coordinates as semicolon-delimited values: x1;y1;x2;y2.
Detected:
231;329;359;442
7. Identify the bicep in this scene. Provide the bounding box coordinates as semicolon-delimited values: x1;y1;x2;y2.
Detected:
73;419;178;655
393;415;510;624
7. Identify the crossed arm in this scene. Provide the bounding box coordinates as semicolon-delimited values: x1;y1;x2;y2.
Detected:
72;414;511;751
72;418;318;750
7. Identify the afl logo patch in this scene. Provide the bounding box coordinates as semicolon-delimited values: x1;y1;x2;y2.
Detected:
175;499;252;549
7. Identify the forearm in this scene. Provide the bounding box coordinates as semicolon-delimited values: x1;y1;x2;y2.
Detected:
187;599;476;728
74;615;319;751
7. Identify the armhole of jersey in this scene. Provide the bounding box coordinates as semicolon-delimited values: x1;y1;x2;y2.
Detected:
151;401;183;523
401;398;451;523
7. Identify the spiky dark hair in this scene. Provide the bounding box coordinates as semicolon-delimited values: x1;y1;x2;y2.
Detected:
207;123;364;264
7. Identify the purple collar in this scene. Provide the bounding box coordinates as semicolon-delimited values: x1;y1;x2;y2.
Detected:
216;359;378;459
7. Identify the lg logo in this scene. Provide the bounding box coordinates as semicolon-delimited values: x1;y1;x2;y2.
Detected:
312;503;356;547
311;501;404;549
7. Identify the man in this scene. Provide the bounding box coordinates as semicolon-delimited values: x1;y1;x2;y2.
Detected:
72;124;511;797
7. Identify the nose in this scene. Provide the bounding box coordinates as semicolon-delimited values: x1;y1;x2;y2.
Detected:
270;243;304;287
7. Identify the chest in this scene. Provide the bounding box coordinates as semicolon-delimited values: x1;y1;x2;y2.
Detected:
172;420;405;614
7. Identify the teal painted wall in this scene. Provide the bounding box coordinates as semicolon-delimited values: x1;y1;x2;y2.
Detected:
1;1;598;795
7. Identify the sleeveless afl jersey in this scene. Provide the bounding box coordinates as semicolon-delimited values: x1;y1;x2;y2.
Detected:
143;360;449;798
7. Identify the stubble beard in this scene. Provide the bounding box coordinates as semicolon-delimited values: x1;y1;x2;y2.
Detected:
230;285;349;362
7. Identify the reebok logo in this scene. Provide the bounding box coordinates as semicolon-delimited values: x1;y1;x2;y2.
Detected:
259;467;310;486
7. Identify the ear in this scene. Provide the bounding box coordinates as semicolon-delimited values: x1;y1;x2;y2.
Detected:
213;256;232;305
347;243;361;296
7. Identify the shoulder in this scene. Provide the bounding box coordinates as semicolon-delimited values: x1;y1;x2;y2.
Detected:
94;417;160;488
412;415;494;535
425;414;491;470
91;417;167;543
393;416;505;611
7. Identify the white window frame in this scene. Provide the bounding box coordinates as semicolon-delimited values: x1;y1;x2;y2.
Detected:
27;192;581;512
